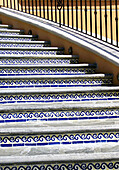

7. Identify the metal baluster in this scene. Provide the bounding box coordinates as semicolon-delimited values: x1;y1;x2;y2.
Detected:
67;0;69;27
35;0;37;16
85;0;87;33
110;0;113;44
115;0;118;46
105;0;107;42
51;0;53;21
57;0;63;27
7;0;8;8
3;0;5;7
63;0;65;26
39;0;41;17
28;0;30;14
55;0;57;23
47;0;49;20
25;0;26;13
90;0;92;35
94;0;97;37
32;0;34;15
71;0;73;29
76;0;78;30
21;0;23;11
80;0;82;32
10;0;12;8
100;0;102;39
43;0;45;18
18;0;19;11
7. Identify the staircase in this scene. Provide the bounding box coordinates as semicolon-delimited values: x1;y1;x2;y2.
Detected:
0;22;119;169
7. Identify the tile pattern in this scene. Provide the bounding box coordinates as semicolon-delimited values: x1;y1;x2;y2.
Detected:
0;78;113;88
0;162;119;170
0;43;50;47
0;108;118;123
0;67;95;76
0;32;22;35
0;50;63;55
0;58;79;65
0;37;38;41
0;91;119;104
0;131;119;147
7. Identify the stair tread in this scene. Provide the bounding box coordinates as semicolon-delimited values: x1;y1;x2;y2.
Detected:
0;152;119;164
0;100;119;111
0;47;64;50
0;34;38;38
0;86;119;94
0;29;24;32
0;40;50;44
0;74;112;79
0;64;96;67
0;24;12;28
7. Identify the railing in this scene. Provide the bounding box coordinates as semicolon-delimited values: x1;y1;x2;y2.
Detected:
2;0;119;47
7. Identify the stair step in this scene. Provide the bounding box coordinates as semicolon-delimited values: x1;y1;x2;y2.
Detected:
0;64;96;75
0;41;51;47
0;74;113;88
0;86;119;104
0;47;64;55
0;125;118;147
0;29;24;35
0;152;119;168
0;34;38;41
0;101;119;124
0;55;79;65
0;24;12;29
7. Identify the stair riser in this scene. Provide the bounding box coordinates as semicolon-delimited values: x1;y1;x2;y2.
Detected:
0;68;95;76
0;38;38;41
0;58;79;65
0;131;118;147
0;91;119;104
0;50;64;55
0;32;23;35
0;78;113;88
0;108;118;123
0;44;50;47
0;161;118;170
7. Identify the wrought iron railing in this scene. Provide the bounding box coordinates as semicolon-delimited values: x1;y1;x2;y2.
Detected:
2;0;119;47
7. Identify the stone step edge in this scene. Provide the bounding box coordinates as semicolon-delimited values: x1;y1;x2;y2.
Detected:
0;24;12;28
0;124;119;134
0;100;119;112
0;55;78;58
0;86;119;94
0;143;118;158
0;29;24;33
0;40;51;44
0;47;64;50
0;74;113;80
0;63;96;68
0;34;38;38
0;152;119;164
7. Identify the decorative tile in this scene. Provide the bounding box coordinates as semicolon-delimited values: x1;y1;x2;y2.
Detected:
0;131;118;147
0;43;50;48
0;67;95;76
0;58;79;65
0;108;118;123
0;37;38;41
0;162;119;170
0;91;119;104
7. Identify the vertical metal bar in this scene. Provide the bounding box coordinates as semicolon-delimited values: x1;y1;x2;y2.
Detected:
43;0;45;18
67;0;69;27
71;0;73;29
51;0;53;21
18;0;19;11
80;0;82;32
10;0;12;8
21;0;23;11
59;9;61;27
105;0;107;42
94;0;97;37
115;0;118;46
100;0;102;39
76;0;78;30
28;0;30;14
32;0;34;15
35;0;37;16
110;0;113;44
55;0;57;23
3;0;5;7
63;0;65;25
47;0;49;20
90;0;92;35
24;0;26;12
14;0;16;10
85;0;87;33
7;0;8;8
39;0;41;17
